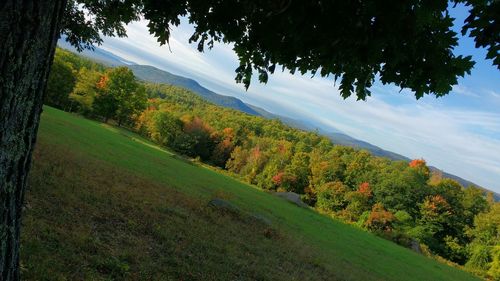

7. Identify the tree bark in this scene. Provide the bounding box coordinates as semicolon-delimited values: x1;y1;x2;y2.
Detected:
0;1;66;280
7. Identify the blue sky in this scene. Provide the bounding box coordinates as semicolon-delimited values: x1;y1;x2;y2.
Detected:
94;5;500;193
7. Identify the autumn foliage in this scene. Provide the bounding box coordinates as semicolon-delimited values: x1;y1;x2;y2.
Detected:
409;159;426;168
96;74;109;89
421;195;452;218
272;171;285;186
183;116;213;134
358;182;372;197
366;203;395;232
409;158;431;179
272;171;297;188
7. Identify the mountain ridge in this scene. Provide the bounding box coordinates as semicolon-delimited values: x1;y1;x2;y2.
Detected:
127;64;262;116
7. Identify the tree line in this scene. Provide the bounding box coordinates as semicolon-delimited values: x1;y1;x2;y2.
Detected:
46;48;500;280
46;49;147;126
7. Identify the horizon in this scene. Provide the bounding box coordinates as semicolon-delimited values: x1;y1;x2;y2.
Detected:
76;4;500;193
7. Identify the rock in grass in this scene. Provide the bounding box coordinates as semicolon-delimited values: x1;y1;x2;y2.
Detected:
411;240;422;254
274;192;309;208
249;213;272;227
208;198;241;215
208;198;272;227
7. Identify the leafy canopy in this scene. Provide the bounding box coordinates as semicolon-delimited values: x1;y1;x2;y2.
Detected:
61;0;499;100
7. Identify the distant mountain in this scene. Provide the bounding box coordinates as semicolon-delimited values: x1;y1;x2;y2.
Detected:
323;132;410;161
127;65;261;116
246;104;321;132
58;40;136;66
59;43;499;200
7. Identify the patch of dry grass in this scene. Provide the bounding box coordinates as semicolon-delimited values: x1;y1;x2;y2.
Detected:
22;143;330;280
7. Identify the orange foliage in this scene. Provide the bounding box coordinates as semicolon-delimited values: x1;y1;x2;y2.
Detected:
409;158;426;168
358;182;372;197
423;195;451;214
366;203;395;231
272;171;297;187
183;116;213;134
419;194;453;225
222;127;235;140
220;138;232;148
96;75;109;89
251;146;261;160
272;171;285;185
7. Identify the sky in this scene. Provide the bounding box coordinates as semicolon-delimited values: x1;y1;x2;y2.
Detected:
93;5;500;193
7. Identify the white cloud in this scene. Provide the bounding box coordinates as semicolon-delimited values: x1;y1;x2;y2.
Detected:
452;85;480;98
100;20;500;193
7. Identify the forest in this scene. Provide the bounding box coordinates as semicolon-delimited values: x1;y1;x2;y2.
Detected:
46;48;500;280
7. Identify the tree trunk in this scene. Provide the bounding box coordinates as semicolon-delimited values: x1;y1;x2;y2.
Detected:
0;1;66;280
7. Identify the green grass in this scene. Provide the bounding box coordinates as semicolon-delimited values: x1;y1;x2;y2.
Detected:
20;106;479;280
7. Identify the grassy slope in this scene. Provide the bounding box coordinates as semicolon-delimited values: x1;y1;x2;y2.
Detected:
20;107;479;281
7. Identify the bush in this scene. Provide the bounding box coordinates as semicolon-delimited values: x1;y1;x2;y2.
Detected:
466;245;491;271
316;182;348;212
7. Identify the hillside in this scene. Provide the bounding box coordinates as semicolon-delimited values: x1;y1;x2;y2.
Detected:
20;106;479;281
60;44;495;198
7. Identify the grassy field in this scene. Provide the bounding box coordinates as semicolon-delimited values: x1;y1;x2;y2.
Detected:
20;106;479;280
